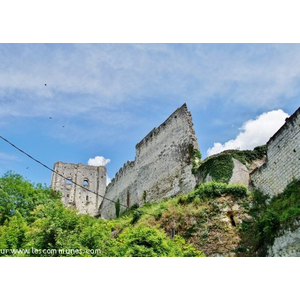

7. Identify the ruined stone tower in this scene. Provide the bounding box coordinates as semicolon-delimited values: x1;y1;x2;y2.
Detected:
100;103;199;219
51;162;106;216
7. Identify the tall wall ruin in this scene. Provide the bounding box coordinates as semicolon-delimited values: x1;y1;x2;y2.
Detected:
251;107;300;197
100;103;199;219
51;162;106;216
50;104;300;223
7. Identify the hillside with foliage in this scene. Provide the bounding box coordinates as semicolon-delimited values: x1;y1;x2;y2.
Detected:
1;171;299;257
0;172;203;257
237;179;300;256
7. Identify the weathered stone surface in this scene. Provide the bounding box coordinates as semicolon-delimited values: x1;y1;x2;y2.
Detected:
267;223;300;257
51;162;106;216
248;157;266;174
198;157;250;187
251;107;300;197
229;158;249;187
196;195;250;257
100;104;199;219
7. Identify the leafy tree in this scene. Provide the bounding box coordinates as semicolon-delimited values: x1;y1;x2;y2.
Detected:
238;179;300;256
0;172;59;225
0;212;29;256
0;172;204;257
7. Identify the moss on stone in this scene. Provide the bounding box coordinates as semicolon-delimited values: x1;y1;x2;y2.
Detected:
237;179;300;256
197;153;234;184
189;144;202;174
193;145;267;184
226;145;267;167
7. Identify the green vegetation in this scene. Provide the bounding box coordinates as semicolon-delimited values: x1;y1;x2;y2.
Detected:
0;172;204;257
134;181;249;256
228;145;267;166
194;145;267;185
196;153;234;184
142;190;147;203
193;181;248;199
113;225;201;257
115;199;121;218
189;145;202;174
3;170;297;257
0;172;59;225
237;179;300;256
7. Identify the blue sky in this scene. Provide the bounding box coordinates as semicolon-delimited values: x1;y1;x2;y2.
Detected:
0;43;299;185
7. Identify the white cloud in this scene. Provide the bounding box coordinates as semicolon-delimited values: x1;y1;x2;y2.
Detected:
1;44;300;145
106;175;111;186
87;156;111;185
87;156;111;167
1;44;300;122
207;109;289;156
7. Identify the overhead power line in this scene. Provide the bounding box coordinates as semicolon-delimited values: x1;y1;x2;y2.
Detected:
0;134;154;217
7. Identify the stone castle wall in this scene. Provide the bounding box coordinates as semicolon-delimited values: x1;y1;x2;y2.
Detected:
51;162;106;216
100;104;199;219
267;221;300;257
251;107;300;197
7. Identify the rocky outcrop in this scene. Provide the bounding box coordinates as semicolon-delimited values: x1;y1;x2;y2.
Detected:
229;158;249;186
267;222;300;257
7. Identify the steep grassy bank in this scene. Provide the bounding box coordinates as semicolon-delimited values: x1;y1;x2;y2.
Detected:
1;172;299;257
0;172;203;257
237;179;300;256
123;182;250;256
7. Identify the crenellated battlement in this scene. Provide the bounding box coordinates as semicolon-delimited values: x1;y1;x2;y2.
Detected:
135;104;189;152
101;103;199;219
107;160;136;187
51;103;300;221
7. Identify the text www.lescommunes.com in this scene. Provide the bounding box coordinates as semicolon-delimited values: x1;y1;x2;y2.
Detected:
1;248;101;255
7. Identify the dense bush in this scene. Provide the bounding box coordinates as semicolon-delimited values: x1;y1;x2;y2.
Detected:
0;172;59;225
230;145;267;166
0;173;204;257
112;225;203;257
238;179;300;256
185;181;248;203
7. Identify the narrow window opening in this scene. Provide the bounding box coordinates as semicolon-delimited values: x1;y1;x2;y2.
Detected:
67;194;69;198
66;178;72;185
83;179;89;186
230;215;236;227
227;212;236;227
86;196;89;202
293;149;296;153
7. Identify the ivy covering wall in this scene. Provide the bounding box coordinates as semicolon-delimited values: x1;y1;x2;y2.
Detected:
194;145;267;184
